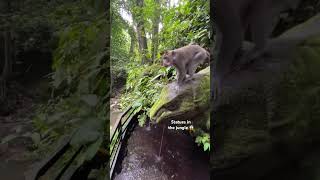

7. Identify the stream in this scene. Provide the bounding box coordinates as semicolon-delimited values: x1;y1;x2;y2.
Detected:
113;122;210;180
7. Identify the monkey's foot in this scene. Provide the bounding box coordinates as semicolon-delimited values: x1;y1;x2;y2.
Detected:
174;83;182;91
232;49;264;72
185;77;194;83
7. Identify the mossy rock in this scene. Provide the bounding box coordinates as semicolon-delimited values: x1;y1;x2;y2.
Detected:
150;67;210;132
212;14;320;180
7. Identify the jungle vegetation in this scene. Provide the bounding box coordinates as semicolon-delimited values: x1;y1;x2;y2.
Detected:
111;0;210;151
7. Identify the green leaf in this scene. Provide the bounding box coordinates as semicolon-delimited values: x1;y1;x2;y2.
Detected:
138;114;147;127
195;136;202;144
132;101;142;108
204;143;210;151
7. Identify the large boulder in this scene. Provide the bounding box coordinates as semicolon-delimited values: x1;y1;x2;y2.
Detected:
213;14;320;180
150;67;210;133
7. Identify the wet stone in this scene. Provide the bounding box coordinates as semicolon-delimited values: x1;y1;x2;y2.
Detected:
113;124;209;180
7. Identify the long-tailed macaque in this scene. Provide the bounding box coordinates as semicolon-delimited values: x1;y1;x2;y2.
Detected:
215;0;301;79
162;44;210;85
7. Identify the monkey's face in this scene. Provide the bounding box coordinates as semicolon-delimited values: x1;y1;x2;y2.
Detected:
162;51;174;67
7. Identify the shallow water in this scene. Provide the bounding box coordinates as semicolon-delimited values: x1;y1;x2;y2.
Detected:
113;123;210;180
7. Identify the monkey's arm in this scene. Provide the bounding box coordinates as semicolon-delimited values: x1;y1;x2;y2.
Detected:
175;60;187;86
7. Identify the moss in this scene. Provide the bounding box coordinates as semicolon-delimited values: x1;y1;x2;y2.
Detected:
197;68;210;105
271;36;320;146
212;17;320;179
149;67;210;127
149;86;170;119
153;95;196;123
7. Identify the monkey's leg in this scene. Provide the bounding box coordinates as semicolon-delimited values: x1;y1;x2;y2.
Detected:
215;5;244;106
235;0;272;70
215;10;243;78
249;1;271;55
186;63;196;81
176;64;187;86
187;53;206;80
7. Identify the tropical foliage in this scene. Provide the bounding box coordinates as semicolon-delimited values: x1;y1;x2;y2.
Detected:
111;0;210;151
1;0;109;178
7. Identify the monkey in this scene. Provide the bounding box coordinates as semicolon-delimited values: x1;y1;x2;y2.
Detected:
161;44;210;86
215;0;301;77
213;0;301;105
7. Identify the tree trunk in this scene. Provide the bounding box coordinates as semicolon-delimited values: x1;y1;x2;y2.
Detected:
128;25;137;54
135;0;148;64
137;24;148;63
166;0;170;8
0;0;13;104
0;31;12;102
0;33;6;101
151;0;160;62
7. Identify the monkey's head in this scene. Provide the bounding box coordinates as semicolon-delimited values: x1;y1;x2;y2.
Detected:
161;50;175;67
